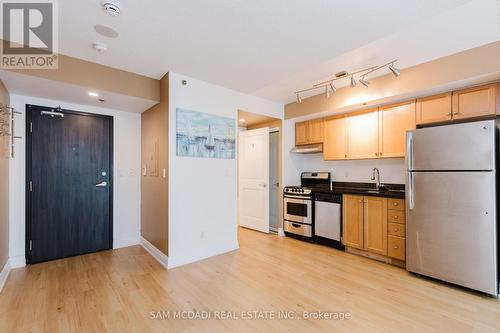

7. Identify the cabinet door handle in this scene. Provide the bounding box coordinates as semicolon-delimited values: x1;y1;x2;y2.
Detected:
394;215;398;219
375;152;378;156
393;202;398;206
394;246;399;249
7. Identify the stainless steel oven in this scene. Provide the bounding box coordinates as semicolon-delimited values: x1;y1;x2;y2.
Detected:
283;194;312;224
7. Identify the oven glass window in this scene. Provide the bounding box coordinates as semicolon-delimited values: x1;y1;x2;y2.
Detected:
287;202;308;217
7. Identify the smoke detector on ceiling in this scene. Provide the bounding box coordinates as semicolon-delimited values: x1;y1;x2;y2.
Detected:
102;1;121;17
93;42;108;52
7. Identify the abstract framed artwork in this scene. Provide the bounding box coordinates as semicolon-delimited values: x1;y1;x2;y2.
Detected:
176;108;235;159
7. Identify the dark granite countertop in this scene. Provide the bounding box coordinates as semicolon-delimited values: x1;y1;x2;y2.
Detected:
313;182;406;199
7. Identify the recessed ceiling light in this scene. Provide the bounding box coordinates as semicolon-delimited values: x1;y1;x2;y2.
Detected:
94;25;119;38
239;118;245;123
88;92;99;97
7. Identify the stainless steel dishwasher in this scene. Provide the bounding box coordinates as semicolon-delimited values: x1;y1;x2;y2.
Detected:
314;192;344;249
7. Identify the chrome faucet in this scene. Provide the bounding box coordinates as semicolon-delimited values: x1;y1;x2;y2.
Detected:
371;167;381;190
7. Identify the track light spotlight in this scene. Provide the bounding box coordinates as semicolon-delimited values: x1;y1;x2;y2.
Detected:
350;76;356;88
325;86;331;98
389;64;401;77
359;77;370;87
296;93;302;104
329;82;337;93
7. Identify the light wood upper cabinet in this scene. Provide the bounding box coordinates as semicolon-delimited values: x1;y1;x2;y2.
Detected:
363;196;388;256
309;118;324;144
342;195;364;249
347;109;379;159
452;83;497;120
416;93;452;125
323;116;347;160
379;101;416;158
295;119;324;145
295;121;309;145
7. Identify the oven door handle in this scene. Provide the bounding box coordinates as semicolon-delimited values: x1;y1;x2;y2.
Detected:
284;195;311;200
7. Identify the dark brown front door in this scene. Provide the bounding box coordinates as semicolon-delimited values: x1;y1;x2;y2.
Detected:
26;104;113;264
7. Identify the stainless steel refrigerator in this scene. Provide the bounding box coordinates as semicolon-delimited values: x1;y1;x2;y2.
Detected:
406;119;498;296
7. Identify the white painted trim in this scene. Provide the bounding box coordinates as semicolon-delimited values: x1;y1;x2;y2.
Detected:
9;256;25;268
113;235;141;249
167;242;239;269
140;237;168;269
278;227;285;237
0;260;11;293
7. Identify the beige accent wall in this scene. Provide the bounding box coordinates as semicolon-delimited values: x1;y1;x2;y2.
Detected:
141;74;169;255
246;119;283;230
0;79;9;271
285;41;500;119
4;46;160;102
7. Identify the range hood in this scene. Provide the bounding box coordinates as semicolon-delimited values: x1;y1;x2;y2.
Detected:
290;143;323;154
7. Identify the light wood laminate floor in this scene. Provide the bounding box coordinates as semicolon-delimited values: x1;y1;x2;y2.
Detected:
1;227;499;332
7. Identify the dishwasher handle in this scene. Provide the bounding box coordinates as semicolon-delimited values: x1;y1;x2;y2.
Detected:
314;192;342;203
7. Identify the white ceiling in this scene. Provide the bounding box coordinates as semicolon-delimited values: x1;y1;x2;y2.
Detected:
5;0;500;105
0;71;157;113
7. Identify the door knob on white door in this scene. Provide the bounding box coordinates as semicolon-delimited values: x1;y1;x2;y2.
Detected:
95;181;107;187
260;183;267;188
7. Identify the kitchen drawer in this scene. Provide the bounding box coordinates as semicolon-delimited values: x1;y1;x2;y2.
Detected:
388;222;405;237
388;198;405;211
388;236;405;261
388;209;405;224
284;221;312;237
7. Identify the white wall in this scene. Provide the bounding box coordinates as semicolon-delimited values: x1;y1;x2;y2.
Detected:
167;72;283;268
8;94;141;267
282;118;406;187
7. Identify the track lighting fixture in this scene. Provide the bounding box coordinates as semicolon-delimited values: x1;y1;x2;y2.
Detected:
359;77;370;87
296;93;302;104
293;59;400;103
350;76;356;88
388;64;400;77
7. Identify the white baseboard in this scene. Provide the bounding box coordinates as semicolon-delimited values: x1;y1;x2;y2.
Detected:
167;242;239;269
278;227;285;237
140;237;168;269
113;235;141;249
9;256;25;268
0;259;11;293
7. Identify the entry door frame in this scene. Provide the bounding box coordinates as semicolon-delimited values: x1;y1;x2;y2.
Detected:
25;104;114;264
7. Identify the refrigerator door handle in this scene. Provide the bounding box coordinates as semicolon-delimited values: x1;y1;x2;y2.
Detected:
408;172;415;210
406;131;414;171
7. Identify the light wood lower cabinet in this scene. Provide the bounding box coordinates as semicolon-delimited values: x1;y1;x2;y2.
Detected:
343;195;387;255
342;195;364;249
343;195;406;263
363;196;388;255
387;236;405;261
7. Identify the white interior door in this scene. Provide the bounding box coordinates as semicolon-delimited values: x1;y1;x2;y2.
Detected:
238;128;270;233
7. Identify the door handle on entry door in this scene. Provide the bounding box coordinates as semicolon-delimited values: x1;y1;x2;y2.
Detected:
95;181;107;187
